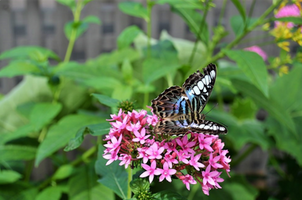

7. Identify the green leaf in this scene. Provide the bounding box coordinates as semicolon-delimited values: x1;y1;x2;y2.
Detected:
0;145;37;161
11;188;38;200
0;61;40;78
83;77;122;90
95;145;128;199
112;85;133;101
118;2;149;20
230;15;258;36
35;114;101;166
0;46;60;61
230;0;246;21
273;17;302;25
152;190;184;200
55;0;76;9
36;186;63;200
52;164;74;180
130;179;150;195
171;7;209;45
0;170;22;184
230;98;257;120
117;26;142;50
270;64;302;112
92;94;120;108
231;79;297;135
69;162;114;200
226;50;269;97
82;15;101;25
64;21;88;40
122;59;134;83
64;123;111;151
156;0;204;9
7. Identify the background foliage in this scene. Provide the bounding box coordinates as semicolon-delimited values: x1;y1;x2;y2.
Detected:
0;0;301;199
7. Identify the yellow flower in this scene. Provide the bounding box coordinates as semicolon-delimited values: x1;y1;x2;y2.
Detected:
279;65;289;76
296;52;302;62
277;41;290;51
292;29;302;46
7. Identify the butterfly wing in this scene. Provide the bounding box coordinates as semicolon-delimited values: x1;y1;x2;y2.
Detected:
182;64;217;114
151;86;191;119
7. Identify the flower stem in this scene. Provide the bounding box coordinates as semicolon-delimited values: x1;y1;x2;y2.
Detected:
218;0;227;26
187;183;199;200
127;167;133;199
64;0;83;62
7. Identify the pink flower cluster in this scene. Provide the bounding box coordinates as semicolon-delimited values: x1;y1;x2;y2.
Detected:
103;109;231;195
275;4;301;29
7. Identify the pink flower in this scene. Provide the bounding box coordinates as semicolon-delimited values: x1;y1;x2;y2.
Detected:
275;4;301;28
126;121;141;132
140;161;161;183
202;165;219;186
103;149;119;165
208;153;223;169
177;150;189;164
180;174;197;190
189;154;205;171
104;135;122;152
164;152;178;168
158;162;177;182
132;127;150;144
119;154;132;168
198;134;214;152
137;147;149;163
176;135;196;154
146;142;164;159
244;46;267;61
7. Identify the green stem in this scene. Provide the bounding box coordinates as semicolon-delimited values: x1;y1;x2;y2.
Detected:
187;183;199;200
215;83;224;111
202;0;283;70
218;0;227;26
166;73;173;87
144;91;149;107
24;160;34;182
232;143;257;167
268;151;286;178
64;0;83;62
188;0;211;66
127;167;132;199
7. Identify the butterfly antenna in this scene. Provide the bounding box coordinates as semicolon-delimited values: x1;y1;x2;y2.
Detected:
204;103;218;116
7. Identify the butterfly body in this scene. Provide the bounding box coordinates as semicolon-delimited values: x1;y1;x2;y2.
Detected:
151;64;227;136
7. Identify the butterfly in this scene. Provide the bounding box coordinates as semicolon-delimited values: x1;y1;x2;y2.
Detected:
151;63;227;136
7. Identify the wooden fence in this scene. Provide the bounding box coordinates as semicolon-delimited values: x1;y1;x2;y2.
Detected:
0;0;273;179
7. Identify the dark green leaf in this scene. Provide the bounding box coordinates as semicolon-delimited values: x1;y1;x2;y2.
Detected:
156;0;204;9
36;186;63;200
117;26;142;49
35;114;101;166
92;94;120;108
130;179;150;195
153;190;184;200
0;61;40;78
82;15;101;24
0;46;60;61
64;123;111;151
171;7;209;45
230;98;257;120
230;15;258;36
231;79;297;135
0;170;22;184
0;145;37;161
11;188;38;200
273;17;302;25
230;0;246;21
118;2;149;20
226;50;269;97
95;145;128;199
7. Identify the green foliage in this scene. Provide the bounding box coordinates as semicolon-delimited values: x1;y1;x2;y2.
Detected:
0;0;300;199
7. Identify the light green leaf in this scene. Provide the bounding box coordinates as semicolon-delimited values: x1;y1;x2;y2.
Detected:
52;164;74;180
118;2;149;20
230;15;258;36
0;46;60;61
230;0;246;21
64;21;88;40
226;50;269;97
64;123;111;151
0;61;40;78
35;114;101;166
122;59;133;83
231;79;297;136
117;26;142;50
0;170;22;184
112;85;133;101
95;145;128;199
83;77;121;90
55;0;75;9
82;15;101;25
0;145;37;161
36;186;63;200
92;94;120;108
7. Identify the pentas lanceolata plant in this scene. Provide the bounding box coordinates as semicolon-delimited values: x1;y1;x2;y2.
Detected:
103;108;231;196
